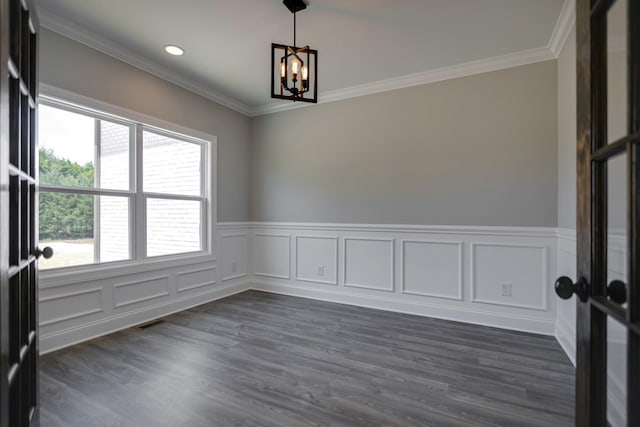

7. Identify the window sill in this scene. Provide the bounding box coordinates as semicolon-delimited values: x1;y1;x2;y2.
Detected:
40;252;216;289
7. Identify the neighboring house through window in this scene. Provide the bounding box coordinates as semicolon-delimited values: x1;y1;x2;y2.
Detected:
38;98;211;270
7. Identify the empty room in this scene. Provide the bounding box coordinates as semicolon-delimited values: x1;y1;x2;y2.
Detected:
0;0;638;426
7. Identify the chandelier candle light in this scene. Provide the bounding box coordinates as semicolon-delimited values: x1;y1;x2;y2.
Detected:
271;0;318;103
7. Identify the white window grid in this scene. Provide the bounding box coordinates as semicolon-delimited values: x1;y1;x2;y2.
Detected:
38;97;211;271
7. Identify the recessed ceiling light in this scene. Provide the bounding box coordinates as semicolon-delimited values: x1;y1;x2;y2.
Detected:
165;45;184;56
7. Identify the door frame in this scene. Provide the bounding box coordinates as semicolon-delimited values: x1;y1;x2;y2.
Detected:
0;0;40;425
574;0;640;425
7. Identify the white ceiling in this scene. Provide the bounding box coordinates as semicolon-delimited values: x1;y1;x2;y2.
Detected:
34;0;571;116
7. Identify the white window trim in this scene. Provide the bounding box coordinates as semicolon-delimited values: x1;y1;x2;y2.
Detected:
38;84;217;281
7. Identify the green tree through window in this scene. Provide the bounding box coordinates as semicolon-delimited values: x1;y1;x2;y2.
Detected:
39;148;95;240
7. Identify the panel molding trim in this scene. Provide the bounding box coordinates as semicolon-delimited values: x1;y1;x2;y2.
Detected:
220;233;249;282
39;287;103;303
176;266;216;278
176;266;217;293
295;235;339;285
400;239;464;301
40;281;251;354
40;287;103;327
176;281;216;293
222;273;249;282
113;275;171;309
470;243;548;311
343;237;395;292
253;233;291;279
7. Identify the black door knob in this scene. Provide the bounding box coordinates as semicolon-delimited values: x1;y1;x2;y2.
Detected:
555;276;589;302
607;280;627;305
34;246;54;259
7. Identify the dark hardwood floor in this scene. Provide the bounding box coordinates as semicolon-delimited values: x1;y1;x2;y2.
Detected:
39;291;574;426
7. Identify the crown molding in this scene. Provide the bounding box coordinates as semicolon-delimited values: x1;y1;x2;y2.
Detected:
250;46;555;116
38;8;253;116
39;2;573;118
252;0;574;116
548;0;575;58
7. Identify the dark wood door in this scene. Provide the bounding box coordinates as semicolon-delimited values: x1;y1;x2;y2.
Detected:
556;0;639;425
0;1;44;425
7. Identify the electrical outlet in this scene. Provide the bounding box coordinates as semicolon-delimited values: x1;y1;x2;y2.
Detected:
501;283;512;297
318;266;324;277
231;262;238;273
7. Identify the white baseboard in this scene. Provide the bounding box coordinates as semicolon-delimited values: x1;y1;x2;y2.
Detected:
251;280;555;336
40;281;250;354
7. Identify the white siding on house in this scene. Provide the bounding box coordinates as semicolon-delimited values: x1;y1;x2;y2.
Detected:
98;196;129;262
143;131;201;197
98;121;131;262
98;120;129;190
147;198;201;257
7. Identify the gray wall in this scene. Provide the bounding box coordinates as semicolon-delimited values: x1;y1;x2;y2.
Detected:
557;26;577;229
251;61;558;226
557;23;626;231
41;28;559;227
607;48;628;231
555;25;577;361
39;29;250;222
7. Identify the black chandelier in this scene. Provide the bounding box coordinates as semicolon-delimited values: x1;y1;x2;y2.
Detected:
271;0;318;103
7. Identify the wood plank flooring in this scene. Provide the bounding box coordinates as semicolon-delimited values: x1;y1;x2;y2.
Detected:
39;291;575;426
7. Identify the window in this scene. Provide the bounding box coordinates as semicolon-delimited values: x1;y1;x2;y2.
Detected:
38;99;210;270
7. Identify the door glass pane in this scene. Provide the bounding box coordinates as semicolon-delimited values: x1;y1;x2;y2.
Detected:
146;198;201;257
607;0;628;143
39;193;130;269
607;154;628;308
143;130;202;196
39;104;131;190
607;316;627;427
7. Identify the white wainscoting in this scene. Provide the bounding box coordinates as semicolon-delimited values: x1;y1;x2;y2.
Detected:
295;236;338;285
38;220;629;422
113;275;170;309
36;220;626;424
471;243;548;311
39;223;251;354
254;233;291;279
176;265;217;293
344;237;394;292
249;223;558;335
220;233;249;282
555;228;577;366
401;240;463;301
40;287;103;327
